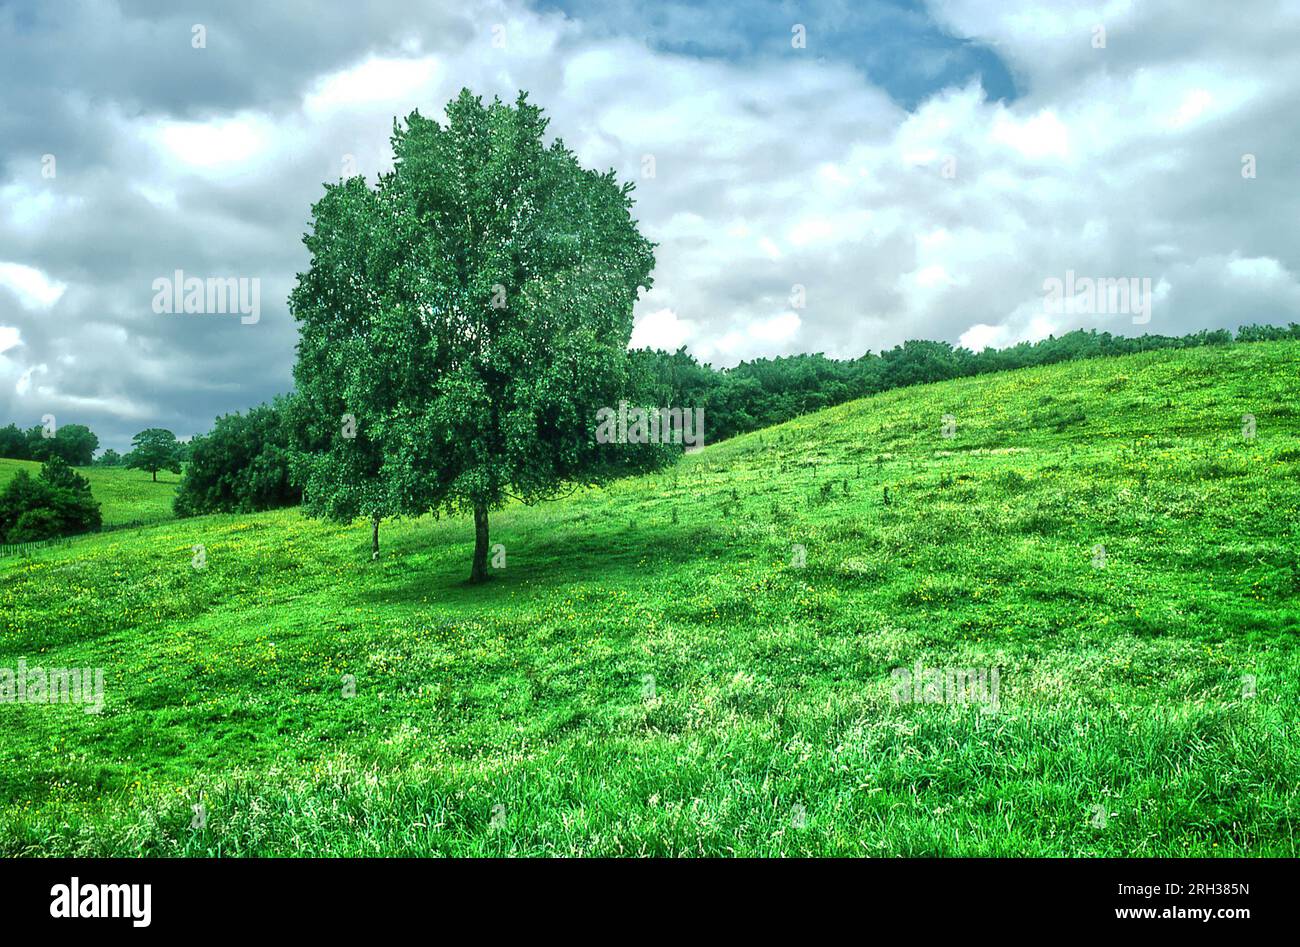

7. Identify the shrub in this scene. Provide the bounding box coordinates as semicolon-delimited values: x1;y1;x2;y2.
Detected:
174;395;303;517
0;458;102;543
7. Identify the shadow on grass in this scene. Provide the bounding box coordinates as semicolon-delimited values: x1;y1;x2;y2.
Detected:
366;512;731;609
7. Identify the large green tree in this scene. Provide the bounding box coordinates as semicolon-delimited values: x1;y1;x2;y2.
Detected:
51;423;99;466
290;89;660;580
125;428;183;482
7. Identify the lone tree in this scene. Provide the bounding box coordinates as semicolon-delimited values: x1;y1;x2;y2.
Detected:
290;89;661;581
125;428;183;482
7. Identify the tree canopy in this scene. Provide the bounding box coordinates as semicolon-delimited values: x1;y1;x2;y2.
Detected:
290;89;662;579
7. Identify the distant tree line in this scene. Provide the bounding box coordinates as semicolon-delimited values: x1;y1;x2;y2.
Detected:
4;322;1298;529
0;423;193;472
632;323;1300;442
0;423;99;466
167;322;1300;520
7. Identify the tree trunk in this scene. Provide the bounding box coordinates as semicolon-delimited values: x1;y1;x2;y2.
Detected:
152;470;157;482
371;514;380;560
470;502;489;583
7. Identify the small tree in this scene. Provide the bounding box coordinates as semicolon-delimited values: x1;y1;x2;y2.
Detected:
291;89;663;580
38;455;91;493
125;428;183;482
24;425;52;461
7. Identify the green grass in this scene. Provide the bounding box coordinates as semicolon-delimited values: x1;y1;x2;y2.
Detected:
0;458;179;530
1;341;1298;856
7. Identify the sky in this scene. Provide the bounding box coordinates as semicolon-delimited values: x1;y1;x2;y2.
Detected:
1;0;1298;451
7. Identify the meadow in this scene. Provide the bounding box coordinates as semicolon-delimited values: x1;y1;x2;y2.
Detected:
1;341;1297;856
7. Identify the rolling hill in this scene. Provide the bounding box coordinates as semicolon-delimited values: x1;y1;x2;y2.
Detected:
1;341;1297;856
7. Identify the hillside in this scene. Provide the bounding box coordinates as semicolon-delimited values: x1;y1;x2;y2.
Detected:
1;341;1297;856
0;458;179;531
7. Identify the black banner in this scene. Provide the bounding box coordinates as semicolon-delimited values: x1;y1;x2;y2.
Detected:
0;857;1280;934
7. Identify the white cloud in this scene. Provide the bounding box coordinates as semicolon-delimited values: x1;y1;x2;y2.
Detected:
303;55;441;116
149;114;272;169
990;109;1070;159
707;312;802;362
958;323;1007;352
0;262;67;309
631;307;695;351
788;217;837;246
913;264;957;289
1226;256;1286;284
0;184;84;233
1167;88;1214;129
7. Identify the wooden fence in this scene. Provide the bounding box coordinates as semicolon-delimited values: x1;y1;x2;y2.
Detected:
0;536;73;558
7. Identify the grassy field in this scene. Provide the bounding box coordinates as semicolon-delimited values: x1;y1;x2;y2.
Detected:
0;458;179;531
1;342;1298;856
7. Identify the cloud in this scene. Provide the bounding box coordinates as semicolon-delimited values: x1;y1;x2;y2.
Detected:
303;55;441;116
0;262;67;309
631;307;696;351
1;0;1297;450
149;114;273;169
706;311;802;362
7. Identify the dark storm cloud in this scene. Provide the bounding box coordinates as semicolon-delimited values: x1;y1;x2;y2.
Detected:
0;0;475;449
